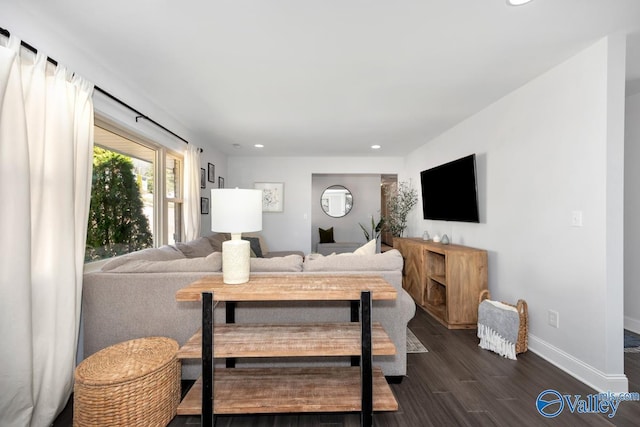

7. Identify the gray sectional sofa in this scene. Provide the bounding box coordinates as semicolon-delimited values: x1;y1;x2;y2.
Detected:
81;234;416;379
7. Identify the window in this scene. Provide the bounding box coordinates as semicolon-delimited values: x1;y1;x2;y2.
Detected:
85;123;183;262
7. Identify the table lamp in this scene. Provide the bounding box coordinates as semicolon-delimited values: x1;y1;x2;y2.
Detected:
210;188;263;284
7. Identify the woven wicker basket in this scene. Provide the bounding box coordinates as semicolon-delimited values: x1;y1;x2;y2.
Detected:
479;290;528;354
74;337;180;427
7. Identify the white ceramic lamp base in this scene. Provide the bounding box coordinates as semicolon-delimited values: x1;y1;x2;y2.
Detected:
221;235;250;284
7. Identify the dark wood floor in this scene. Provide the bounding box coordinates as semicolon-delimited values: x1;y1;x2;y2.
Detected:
54;306;640;426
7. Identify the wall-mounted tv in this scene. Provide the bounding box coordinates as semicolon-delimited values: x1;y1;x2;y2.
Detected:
420;154;479;223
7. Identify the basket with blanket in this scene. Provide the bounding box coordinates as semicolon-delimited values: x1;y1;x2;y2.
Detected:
477;290;528;360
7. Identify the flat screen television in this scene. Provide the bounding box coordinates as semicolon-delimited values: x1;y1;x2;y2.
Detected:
420;154;480;223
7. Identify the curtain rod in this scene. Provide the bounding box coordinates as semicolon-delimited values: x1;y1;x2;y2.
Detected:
0;26;202;152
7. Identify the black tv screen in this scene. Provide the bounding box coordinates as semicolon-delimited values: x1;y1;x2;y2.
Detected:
420;154;479;223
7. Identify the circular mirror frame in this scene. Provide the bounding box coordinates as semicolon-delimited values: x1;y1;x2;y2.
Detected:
320;185;353;218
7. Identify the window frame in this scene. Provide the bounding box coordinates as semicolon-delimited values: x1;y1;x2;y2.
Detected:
87;117;184;263
164;150;184;245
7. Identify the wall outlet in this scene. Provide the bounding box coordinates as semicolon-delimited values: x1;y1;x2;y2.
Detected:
548;309;559;328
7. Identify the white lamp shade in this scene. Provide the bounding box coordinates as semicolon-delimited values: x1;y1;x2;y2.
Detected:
210;188;263;233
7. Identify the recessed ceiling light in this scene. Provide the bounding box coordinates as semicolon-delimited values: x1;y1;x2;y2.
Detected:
254;144;264;148
371;145;381;150
507;0;532;5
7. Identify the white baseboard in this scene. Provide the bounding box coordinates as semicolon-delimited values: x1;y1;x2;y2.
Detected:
624;316;640;335
528;334;628;393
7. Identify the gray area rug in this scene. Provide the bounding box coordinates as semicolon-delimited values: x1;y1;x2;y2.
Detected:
407;328;428;353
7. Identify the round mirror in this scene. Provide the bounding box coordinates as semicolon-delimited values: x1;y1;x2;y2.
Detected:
321;185;353;218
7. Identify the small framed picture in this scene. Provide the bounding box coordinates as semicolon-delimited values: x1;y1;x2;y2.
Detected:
200;168;206;189
218;177;225;188
200;197;209;214
207;163;215;183
254;182;284;212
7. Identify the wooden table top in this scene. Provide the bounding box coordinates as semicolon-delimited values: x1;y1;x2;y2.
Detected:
175;274;397;302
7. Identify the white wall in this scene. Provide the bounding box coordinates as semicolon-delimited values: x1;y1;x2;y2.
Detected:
405;36;627;392
625;93;640;334
226;157;405;253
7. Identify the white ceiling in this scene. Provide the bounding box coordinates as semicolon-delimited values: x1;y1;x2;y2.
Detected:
4;0;640;157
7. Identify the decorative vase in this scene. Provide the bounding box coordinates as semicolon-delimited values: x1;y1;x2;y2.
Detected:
441;234;450;245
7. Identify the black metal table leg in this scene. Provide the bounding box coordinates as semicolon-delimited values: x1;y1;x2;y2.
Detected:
360;291;373;427
226;301;236;368
351;300;360;367
226;301;236;323
202;292;214;426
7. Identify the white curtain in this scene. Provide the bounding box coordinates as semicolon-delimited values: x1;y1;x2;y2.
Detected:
183;144;202;241
0;36;94;427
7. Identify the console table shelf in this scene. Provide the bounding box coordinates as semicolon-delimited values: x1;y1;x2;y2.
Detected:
429;274;447;286
175;274;398;302
177;323;396;359
177;367;397;415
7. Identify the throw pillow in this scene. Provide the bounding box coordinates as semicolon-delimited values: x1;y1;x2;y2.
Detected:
242;236;263;258
242;232;270;255
354;239;376;256
175;236;215;258
318;227;335;243
206;232;230;252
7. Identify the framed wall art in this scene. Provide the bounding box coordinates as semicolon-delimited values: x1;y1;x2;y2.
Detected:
218;177;225;188
200;197;209;214
254;182;284;212
207;163;215;183
200;168;206;189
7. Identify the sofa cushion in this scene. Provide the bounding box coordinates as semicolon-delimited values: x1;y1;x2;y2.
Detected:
101;245;185;271
107;251;223;273
303;249;403;272
175;237;215;258
315;242;361;255
264;250;305;258
250;255;303;272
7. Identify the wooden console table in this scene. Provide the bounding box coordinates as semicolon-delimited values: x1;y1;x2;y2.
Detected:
175;274;399;426
394;238;488;329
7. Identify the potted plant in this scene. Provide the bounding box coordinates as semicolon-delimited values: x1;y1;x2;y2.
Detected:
359;216;385;242
384;181;419;237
